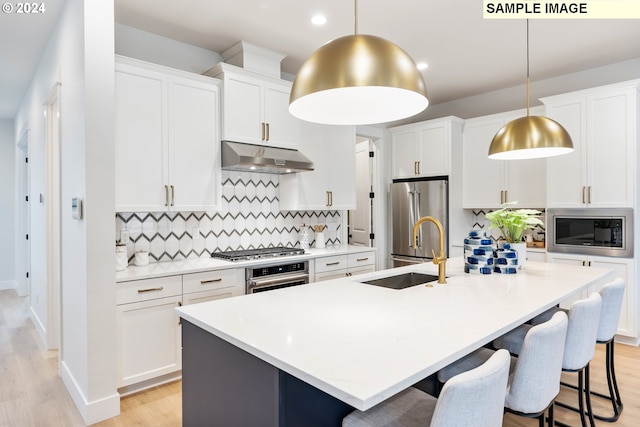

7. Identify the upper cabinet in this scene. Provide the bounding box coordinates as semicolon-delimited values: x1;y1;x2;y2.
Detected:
542;80;639;208
462;107;547;209
204;63;299;148
388;117;463;179
115;56;221;212
280;123;356;210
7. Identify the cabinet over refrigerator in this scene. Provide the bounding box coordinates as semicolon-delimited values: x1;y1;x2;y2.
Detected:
391;177;449;268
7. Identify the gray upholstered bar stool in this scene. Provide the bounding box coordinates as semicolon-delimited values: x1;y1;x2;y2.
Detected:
530;278;626;422
437;311;568;427
342;349;510;427
494;292;602;427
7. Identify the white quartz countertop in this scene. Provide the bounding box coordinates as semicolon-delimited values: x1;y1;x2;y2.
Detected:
116;245;376;282
176;258;613;411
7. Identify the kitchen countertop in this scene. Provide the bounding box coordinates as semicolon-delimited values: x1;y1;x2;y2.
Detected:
115;245;376;283
176;257;613;411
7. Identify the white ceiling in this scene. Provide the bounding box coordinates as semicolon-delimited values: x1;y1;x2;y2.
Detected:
2;0;640;120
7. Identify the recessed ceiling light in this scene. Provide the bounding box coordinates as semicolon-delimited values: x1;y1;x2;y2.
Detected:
417;62;429;71
311;14;327;26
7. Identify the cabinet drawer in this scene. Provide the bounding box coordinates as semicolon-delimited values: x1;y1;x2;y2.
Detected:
348;252;375;268
117;276;182;305
183;268;243;294
315;255;348;273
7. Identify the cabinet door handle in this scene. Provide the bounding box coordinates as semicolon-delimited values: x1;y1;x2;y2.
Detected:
265;123;270;141
582;186;586;204
164;185;169;207
504;190;508;203
417;161;421;175
178;301;182;325
326;262;341;266
200;278;222;284
261;122;265;141
356;257;369;262
137;286;164;293
414;161;418;175
329;191;333;206
587;186;591;204
170;185;175;206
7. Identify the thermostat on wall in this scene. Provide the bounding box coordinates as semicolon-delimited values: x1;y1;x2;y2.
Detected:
71;197;83;220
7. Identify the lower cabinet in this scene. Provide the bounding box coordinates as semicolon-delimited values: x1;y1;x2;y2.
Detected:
116;268;245;389
546;253;636;339
116;276;183;387
314;252;376;282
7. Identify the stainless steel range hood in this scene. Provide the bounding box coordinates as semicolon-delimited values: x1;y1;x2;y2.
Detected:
221;141;314;174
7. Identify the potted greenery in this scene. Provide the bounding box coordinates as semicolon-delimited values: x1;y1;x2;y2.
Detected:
485;202;544;269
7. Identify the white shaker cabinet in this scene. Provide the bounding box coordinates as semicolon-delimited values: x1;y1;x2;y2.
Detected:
314;251;376;282
546;253;636;340
462;107;546;209
280;123;356;210
115;56;221;212
542;80;639;208
116;276;183;387
204;63;299;148
389;117;462;179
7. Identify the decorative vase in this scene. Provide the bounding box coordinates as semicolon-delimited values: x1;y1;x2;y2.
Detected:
315;232;325;249
494;243;518;274
463;230;494;274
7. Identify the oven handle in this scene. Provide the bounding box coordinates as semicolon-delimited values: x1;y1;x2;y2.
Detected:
248;272;309;290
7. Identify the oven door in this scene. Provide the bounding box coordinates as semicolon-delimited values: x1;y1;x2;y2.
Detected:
247;272;310;293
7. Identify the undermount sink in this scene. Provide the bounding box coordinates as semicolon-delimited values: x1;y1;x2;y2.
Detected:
360;272;440;290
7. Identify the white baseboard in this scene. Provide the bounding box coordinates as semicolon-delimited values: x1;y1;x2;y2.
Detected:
60;360;121;425
0;280;17;291
29;306;47;346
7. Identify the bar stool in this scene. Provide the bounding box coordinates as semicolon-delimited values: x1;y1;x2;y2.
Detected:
342;349;511;427
494;292;602;427
530;278;626;422
438;311;569;427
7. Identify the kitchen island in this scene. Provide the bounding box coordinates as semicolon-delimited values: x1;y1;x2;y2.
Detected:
176;258;613;426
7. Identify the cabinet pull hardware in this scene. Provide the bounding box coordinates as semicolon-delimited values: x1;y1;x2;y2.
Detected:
265;123;270;141
582;260;586;267
356;257;369;262
164;185;169;207
326;262;340;266
587;186;591;204
582;186;586;204
414;161;418;175
170;185;175;206
346;272;352;277
329;191;333;206
200;278;222;284
261;122;265;141
500;190;503;204
137;286;164;293
417;161;420;175
588;261;592;267
326;191;330;206
504;190;508;203
178;301;182;325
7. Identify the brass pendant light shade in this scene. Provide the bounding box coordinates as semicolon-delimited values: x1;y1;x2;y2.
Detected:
289;2;428;125
488;115;574;160
488;20;574;160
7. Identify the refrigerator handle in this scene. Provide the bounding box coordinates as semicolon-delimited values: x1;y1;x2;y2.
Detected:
408;190;416;248
415;190;422;247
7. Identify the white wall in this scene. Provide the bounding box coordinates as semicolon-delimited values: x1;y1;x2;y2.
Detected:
0;119;15;290
14;0;118;424
389;57;640;126
115;23;223;73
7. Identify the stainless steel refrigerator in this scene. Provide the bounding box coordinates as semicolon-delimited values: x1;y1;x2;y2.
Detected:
391;177;449;267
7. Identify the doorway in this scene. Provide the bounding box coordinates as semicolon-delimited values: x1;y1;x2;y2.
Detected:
45;83;61;350
17;131;30;297
348;137;374;247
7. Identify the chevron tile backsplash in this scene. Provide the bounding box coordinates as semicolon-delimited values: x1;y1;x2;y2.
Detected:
116;171;342;263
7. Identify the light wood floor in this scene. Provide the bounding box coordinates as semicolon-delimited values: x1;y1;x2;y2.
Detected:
2;289;638;426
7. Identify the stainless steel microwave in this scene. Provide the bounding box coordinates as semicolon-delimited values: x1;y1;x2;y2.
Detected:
547;208;633;258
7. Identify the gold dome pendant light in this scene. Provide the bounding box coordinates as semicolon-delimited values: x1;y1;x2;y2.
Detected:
488;20;573;160
289;0;428;125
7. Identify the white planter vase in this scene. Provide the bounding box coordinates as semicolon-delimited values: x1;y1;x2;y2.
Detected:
315;232;325;249
511;242;527;270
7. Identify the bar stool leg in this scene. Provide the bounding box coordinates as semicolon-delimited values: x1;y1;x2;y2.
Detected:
592;340;623;422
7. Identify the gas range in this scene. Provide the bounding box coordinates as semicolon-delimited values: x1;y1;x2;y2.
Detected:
210;246;306;262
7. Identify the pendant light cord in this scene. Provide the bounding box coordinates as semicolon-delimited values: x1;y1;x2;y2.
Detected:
354;0;358;34
526;19;530;116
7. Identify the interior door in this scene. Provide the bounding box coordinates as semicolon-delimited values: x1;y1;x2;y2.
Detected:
349;139;371;246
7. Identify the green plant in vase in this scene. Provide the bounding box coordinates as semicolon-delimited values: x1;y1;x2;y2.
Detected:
485;202;543;243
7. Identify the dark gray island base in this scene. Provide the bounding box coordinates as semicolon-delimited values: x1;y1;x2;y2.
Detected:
182;320;356;427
